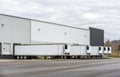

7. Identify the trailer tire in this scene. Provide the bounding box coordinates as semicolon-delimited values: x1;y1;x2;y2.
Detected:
24;56;27;59
17;56;19;59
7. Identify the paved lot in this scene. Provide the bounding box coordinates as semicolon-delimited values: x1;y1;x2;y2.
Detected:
0;58;120;77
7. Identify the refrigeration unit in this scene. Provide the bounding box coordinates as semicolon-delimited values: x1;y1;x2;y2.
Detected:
108;47;112;54
86;46;90;54
98;46;104;54
64;44;71;55
104;47;108;55
1;43;12;55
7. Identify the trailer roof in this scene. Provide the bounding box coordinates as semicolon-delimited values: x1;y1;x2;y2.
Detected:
0;13;89;31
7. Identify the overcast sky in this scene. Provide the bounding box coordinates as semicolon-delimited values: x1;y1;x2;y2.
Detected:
0;0;120;41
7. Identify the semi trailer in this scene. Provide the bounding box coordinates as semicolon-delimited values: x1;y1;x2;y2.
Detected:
15;44;65;59
87;46;99;56
70;45;87;56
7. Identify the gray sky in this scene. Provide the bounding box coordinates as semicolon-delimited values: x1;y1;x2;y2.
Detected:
0;0;120;41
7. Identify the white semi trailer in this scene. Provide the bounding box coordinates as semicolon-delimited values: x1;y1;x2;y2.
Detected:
86;46;104;58
70;45;87;56
70;45;87;59
88;46;99;54
14;44;72;59
15;44;64;56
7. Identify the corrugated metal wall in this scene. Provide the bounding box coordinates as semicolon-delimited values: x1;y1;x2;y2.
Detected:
89;27;104;46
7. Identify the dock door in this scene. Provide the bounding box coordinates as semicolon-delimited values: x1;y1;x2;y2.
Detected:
2;43;11;55
0;43;2;55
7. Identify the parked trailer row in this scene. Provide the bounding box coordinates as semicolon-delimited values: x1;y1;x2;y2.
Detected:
14;44;111;59
70;46;111;59
88;46;111;54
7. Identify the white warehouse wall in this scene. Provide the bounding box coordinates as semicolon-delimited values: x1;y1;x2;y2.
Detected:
31;20;90;45
70;28;89;45
0;14;31;44
31;20;71;44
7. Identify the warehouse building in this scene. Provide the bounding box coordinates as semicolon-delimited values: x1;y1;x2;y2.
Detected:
0;14;105;59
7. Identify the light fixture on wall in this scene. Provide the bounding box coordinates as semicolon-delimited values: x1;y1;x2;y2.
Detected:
85;35;87;37
64;32;67;35
38;29;40;31
1;24;4;27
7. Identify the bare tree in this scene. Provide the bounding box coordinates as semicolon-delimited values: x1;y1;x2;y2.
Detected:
104;40;111;47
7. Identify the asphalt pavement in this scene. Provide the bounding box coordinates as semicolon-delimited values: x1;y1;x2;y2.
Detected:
0;58;120;77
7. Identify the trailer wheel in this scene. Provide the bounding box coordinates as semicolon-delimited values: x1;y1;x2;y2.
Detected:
64;56;66;59
24;56;27;59
17;56;19;59
60;56;63;59
20;56;23;59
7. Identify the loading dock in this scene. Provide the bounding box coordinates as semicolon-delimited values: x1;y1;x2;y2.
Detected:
0;43;2;55
2;43;11;55
0;13;111;59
